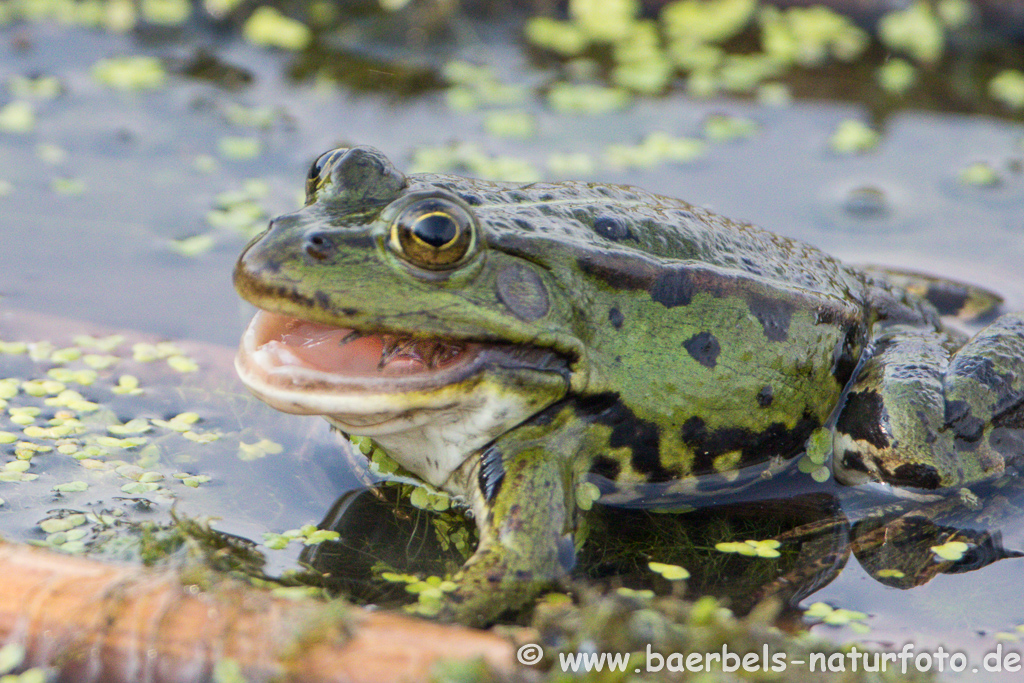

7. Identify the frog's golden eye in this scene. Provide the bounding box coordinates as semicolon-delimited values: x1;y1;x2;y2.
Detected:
390;198;474;269
305;148;347;203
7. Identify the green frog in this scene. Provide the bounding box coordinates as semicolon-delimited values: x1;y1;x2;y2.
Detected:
234;145;1024;625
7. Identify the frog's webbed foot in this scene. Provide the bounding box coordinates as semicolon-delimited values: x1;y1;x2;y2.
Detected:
834;313;1024;491
437;535;573;627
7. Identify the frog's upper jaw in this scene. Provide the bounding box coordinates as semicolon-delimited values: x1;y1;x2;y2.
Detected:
235;308;570;488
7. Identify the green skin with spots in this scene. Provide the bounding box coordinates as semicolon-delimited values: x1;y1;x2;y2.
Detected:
234;146;1024;625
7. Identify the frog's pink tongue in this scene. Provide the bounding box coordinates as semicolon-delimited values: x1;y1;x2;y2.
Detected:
250;311;468;377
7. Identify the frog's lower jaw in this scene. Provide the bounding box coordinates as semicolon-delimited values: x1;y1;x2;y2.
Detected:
236;309;570;488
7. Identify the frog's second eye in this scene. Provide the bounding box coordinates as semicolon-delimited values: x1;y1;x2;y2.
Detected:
305;148;347;202
390;198;474;269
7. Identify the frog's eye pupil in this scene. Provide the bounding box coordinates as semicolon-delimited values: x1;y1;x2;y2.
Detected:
413;213;458;248
391;197;475;270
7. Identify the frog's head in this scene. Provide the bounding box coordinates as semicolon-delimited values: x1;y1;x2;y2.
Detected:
234;146;581;484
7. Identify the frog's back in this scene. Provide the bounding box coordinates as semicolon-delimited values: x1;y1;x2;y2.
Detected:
420;174;867;305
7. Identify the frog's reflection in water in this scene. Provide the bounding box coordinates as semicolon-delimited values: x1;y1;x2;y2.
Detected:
298;471;1024;624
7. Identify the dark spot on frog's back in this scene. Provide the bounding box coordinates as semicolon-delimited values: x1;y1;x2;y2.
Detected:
496;263;549;322
747;293;793;342
946;400;984;442
608;307;624;329
683;331;720;369
650;269;696;308
756;385;773;407
576;253;658;291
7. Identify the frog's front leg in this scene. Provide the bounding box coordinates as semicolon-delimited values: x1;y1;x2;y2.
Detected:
834;314;1024;490
439;412;582;627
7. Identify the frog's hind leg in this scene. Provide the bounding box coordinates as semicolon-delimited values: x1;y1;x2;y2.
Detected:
834;314;1024;491
860;266;1004;326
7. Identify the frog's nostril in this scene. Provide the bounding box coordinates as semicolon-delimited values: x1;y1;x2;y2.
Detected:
304;232;333;260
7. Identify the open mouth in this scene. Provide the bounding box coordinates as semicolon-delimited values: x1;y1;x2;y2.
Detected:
238;310;483;390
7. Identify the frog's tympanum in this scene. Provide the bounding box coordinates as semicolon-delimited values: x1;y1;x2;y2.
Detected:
234;146;1024;625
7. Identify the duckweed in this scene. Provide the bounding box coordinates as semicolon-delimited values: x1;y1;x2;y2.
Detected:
8;75;61;100
39;514;86;534
989;70;1024;110
303;529;340;545
108;418;151;435
36;143;66;165
242;6;311;51
570;0;639;43
51;177;86;195
604;132;704;170
110;375;143;395
574;481;601;511
648;561;690;580
140;0;189;25
804;602;869;627
759;6;867;67
409;486;451;512
878;2;944;64
931;540;969;561
169;234;216;257
74;335;123;352
716;538;782;558
829;119;879;154
524;17;588;57
662;0;755;44
547;83;631;115
546;152;595;177
877;58;916;94
876;568;905;578
182;429;220;443
703;113;759;142
53;480;88;493
0;101;34;133
218;136;263;160
482;111;535;139
409;143;540;182
237;437;283;460
959;161;1001;187
81;354;116;370
91;56;166;90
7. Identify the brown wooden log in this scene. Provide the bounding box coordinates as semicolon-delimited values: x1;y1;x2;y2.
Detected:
0;541;514;683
